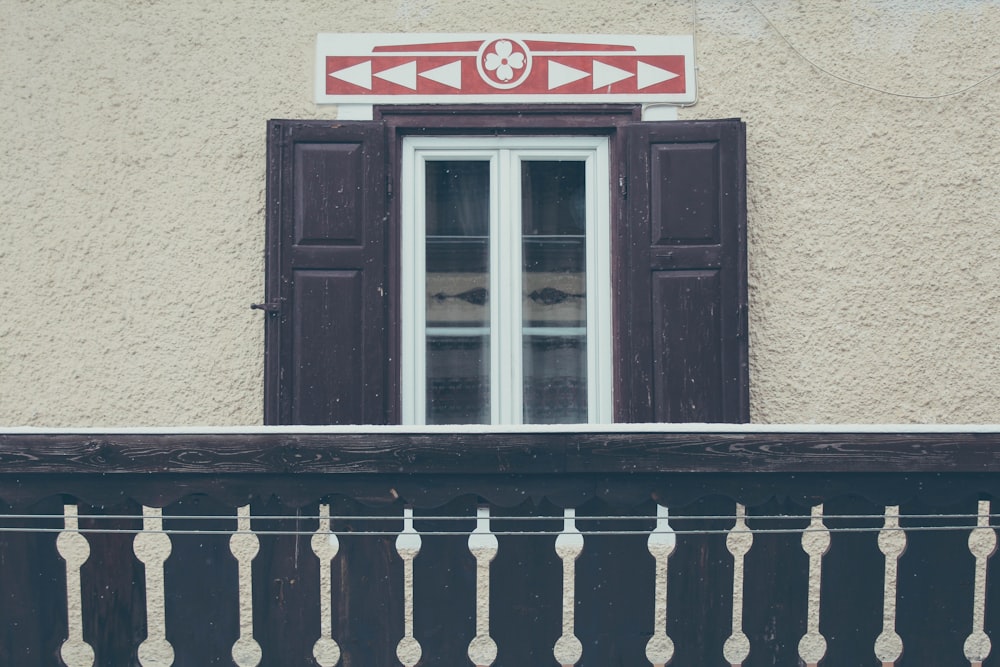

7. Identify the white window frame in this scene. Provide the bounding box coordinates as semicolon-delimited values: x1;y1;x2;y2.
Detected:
401;135;612;425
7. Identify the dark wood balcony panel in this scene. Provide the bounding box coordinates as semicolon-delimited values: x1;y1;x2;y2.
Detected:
0;427;996;667
741;498;810;667
1;429;999;476
0;496;67;666
162;495;241;666
78;500;147;666
1;471;1000;512
895;497;978;666
817;495;887;666
0;471;990;518
0;427;997;510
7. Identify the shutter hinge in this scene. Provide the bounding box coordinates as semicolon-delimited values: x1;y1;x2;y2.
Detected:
618;174;627;198
387;174;393;199
736;303;748;339
251;298;284;314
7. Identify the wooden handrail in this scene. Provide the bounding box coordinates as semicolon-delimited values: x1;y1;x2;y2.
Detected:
1;427;999;474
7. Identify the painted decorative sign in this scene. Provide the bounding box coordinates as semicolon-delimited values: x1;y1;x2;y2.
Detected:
315;34;695;104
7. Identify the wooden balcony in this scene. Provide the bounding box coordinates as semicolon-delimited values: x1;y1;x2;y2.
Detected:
1;425;999;666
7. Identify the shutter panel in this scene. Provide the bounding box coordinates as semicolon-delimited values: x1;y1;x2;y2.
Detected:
621;120;748;423
265;121;390;425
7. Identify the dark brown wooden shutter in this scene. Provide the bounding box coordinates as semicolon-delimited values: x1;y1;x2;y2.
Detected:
619;119;748;423
264;120;390;425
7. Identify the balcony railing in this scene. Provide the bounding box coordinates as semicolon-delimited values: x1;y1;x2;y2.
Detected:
1;425;999;666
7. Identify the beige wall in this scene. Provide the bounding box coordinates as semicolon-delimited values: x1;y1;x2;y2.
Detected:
1;0;997;426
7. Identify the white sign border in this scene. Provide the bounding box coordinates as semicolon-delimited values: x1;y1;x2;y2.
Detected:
315;33;696;105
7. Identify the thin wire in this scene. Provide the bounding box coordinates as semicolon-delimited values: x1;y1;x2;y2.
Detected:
0;525;989;537
643;0;702;110
748;0;1000;100
3;512;994;522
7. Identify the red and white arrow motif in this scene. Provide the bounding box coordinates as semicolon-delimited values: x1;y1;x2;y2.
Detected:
318;34;694;103
331;61;373;90
375;61;417;89
547;59;679;91
592;61;632;89
637;61;679;89
548;61;589;89
333;60;463;90
420;61;462;89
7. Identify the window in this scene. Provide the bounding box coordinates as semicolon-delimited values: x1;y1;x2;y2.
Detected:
401;136;613;425
263;106;747;425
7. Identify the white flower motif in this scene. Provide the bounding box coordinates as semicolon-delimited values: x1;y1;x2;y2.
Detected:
483;40;525;82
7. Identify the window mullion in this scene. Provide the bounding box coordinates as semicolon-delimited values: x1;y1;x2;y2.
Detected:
507;150;525;424
587;146;614;423
488;152;503;425
402;150;426;425
495;149;524;424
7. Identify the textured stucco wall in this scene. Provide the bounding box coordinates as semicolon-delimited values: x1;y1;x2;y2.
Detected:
1;0;998;426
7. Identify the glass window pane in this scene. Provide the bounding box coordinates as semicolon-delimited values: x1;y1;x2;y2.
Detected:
522;335;587;424
425;160;491;424
426;335;490;424
521;160;587;423
426;161;490;237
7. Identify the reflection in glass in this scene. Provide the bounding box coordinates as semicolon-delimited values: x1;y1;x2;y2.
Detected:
521;161;587;423
425;161;490;424
426;335;490;424
523;336;587;423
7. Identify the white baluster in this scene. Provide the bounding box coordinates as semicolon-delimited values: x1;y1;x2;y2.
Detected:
230;504;262;667
965;500;995;666
645;504;676;667
467;506;498;667
553;508;584;667
134;506;174;666
396;507;423;667
875;506;905;666
723;504;752;667
311;503;341;667
57;504;95;667
797;504;829;667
